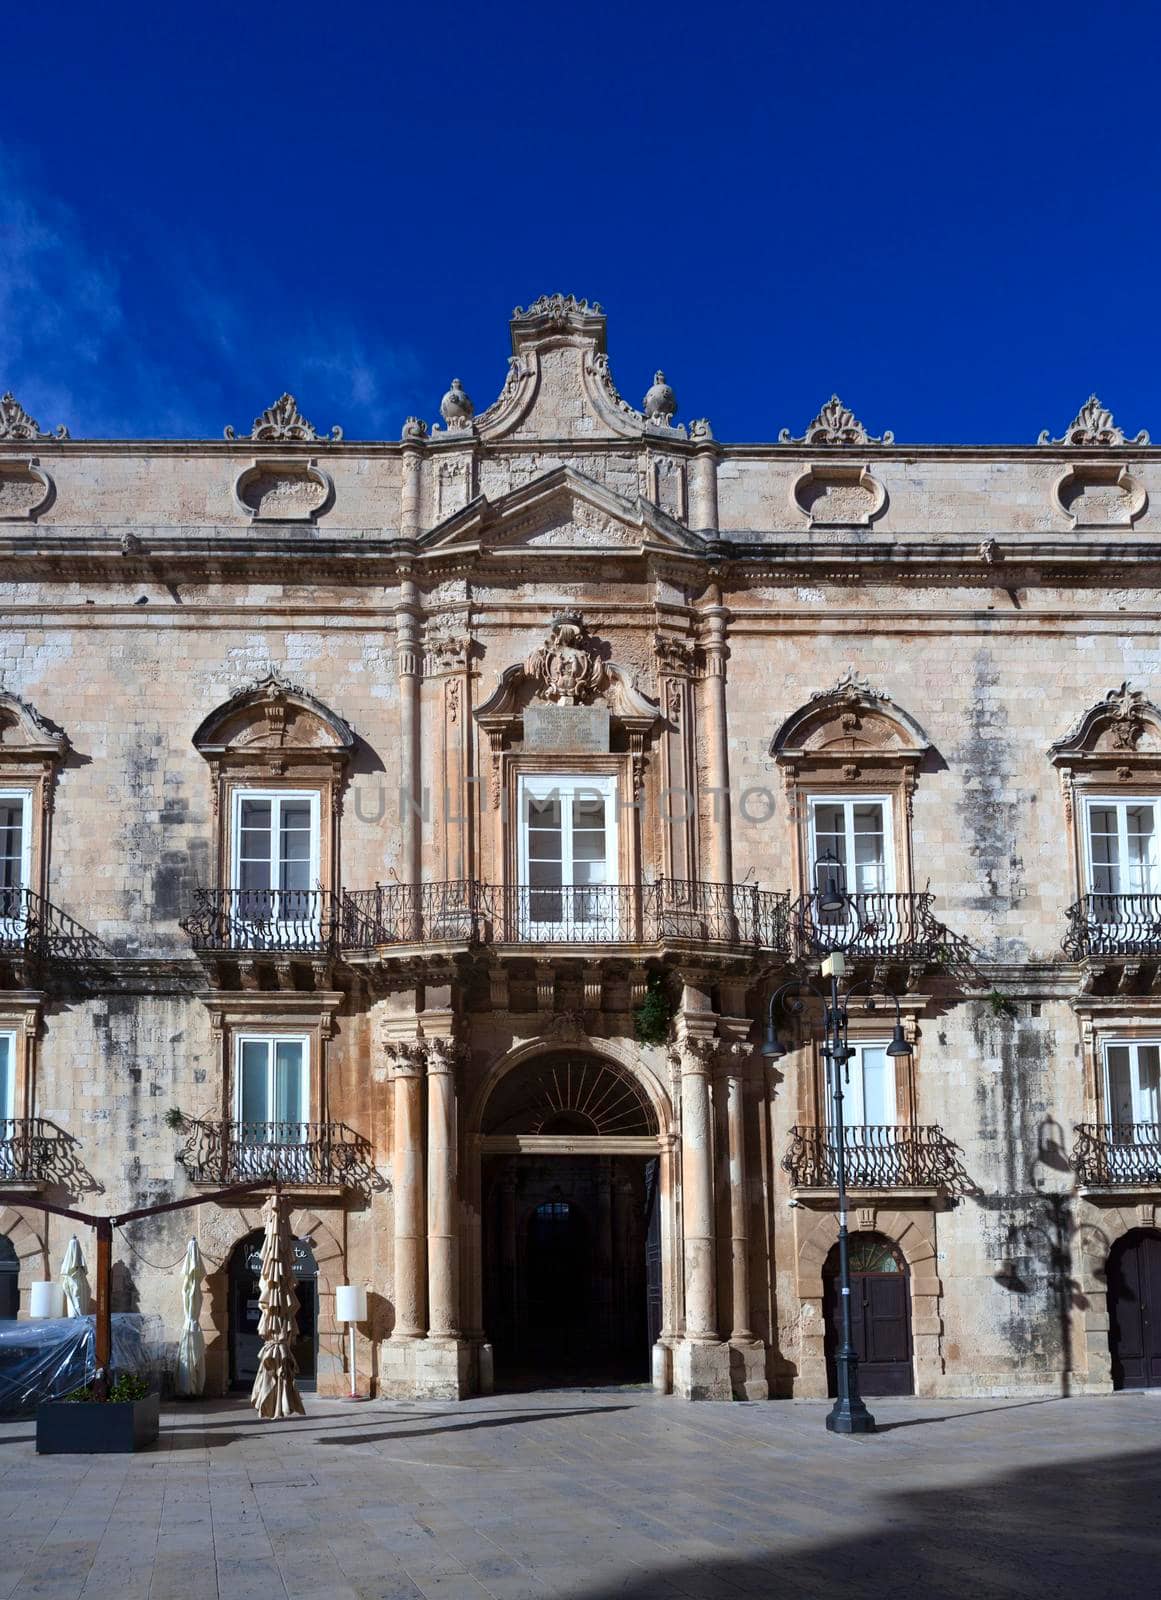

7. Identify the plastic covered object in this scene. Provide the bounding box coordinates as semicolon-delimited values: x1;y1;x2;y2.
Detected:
0;1314;166;1414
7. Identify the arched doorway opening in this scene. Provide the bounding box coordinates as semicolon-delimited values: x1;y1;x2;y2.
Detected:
227;1229;318;1391
480;1052;661;1388
1107;1229;1161;1389
0;1236;17;1321
822;1232;913;1397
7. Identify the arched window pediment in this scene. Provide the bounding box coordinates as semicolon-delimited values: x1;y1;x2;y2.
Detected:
0;691;69;761
1051;682;1161;769
770;672;930;770
192;671;355;765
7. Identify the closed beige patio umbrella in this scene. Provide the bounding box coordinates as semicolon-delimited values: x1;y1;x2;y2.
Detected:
175;1237;206;1397
60;1236;91;1318
249;1194;305;1419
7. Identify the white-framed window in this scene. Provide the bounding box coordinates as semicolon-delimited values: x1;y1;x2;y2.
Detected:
1084;797;1160;900
230;790;320;932
1103;1040;1161;1128
0;791;31;937
517;774;618;935
234;1034;310;1137
809;796;894;899
0;1031;15;1123
828;1040;898;1130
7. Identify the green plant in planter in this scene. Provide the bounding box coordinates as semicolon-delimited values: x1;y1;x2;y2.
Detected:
65;1372;150;1403
634;975;675;1046
986;988;1018;1020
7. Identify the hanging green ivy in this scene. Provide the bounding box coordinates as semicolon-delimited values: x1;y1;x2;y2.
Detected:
634;974;675;1046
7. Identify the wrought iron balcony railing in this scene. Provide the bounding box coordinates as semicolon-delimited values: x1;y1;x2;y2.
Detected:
782;1123;968;1190
1062;895;1161;959
0;886;105;964
179;888;341;954
1072;1123;1161;1187
176;1118;376;1189
0;1118;83;1186
792;890;974;973
339;879;791;953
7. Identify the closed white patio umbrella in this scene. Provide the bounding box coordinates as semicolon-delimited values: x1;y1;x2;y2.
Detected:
250;1195;305;1420
175;1237;206;1397
60;1236;91;1318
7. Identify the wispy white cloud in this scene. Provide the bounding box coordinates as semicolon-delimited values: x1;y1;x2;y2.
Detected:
0;147;419;439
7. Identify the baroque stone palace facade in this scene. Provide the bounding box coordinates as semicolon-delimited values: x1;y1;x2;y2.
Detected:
2;295;1160;1402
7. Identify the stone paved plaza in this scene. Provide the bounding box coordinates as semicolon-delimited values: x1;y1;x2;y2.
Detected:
1;1390;1158;1600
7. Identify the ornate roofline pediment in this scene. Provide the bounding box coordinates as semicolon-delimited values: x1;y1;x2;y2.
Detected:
414;464;709;559
770;670;930;760
192;669;356;756
1050;682;1161;764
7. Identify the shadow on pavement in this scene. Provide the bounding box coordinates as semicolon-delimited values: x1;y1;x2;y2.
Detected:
572;1442;1161;1600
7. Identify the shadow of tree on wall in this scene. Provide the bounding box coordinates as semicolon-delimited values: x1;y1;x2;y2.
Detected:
579;1438;1161;1600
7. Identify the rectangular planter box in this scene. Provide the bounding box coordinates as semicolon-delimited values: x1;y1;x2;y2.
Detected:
36;1392;159;1454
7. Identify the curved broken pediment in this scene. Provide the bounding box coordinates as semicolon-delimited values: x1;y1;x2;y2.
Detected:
0;690;69;759
193;671;355;760
477;611;658;729
1051;682;1161;765
771;670;930;764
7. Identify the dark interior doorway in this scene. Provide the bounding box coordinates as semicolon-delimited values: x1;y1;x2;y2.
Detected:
0;1236;17;1321
483;1154;652;1387
228;1229;318;1391
823;1232;914;1397
1108;1229;1161;1389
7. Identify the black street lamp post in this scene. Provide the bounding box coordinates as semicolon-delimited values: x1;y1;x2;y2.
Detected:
763;948;912;1436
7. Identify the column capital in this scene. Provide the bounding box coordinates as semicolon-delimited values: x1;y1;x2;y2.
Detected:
385;1039;427;1078
424;1036;466;1076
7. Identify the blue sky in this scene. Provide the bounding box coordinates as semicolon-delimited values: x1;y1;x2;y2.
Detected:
2;2;1158;444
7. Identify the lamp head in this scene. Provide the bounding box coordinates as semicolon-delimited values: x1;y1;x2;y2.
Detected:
886;1022;912;1057
815;850;847;913
761;1019;786;1061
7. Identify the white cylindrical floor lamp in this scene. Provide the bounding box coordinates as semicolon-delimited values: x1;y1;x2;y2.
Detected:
335;1285;369;1401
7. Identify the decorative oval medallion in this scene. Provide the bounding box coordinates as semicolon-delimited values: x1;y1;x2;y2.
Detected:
791;463;886;527
0;457;54;521
1053;464;1146;528
232;458;334;522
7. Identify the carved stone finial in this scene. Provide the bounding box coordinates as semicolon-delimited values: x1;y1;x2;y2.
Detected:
525;610;608;706
1038;395;1149;448
225;393;342;443
810;666;886;703
1104;681;1147;750
401;416;428;441
512;294;603;325
779;395;894;447
0;392;69;441
643;371;678;424
439;379;475;430
688;417;714;441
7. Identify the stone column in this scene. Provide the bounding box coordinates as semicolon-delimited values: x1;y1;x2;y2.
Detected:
395;570;423;892
426;1037;460;1341
700;586;733;888
386;1041;426;1381
674;1029;731;1400
723;1050;752;1343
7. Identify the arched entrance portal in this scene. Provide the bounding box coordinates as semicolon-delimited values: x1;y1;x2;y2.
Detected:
823;1233;913;1397
0;1236;17;1320
1108;1229;1161;1389
228;1230;318;1391
480;1052;662;1388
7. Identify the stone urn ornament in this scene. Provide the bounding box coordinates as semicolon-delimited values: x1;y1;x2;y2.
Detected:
440;378;475;429
643;371;678;423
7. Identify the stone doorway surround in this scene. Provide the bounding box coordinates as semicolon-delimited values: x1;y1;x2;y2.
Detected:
1076;1197;1161;1393
792;1204;944;1397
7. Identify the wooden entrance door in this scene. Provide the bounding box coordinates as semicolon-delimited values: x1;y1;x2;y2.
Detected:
823;1233;913;1397
228;1230;318;1391
1108;1229;1161;1389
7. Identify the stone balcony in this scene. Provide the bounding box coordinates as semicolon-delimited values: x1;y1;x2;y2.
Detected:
1063;895;1161;992
1071;1122;1161;1195
175;1118;377;1200
790;891;976;986
782;1123;970;1205
0;1117;86;1193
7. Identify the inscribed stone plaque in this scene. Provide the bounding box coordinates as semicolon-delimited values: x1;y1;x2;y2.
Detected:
524;705;610;752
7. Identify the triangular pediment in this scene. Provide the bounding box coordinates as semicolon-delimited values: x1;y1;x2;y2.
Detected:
416;466;707;560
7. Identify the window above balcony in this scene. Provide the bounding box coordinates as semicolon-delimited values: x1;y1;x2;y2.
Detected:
1054;683;1161;969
